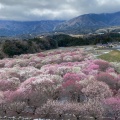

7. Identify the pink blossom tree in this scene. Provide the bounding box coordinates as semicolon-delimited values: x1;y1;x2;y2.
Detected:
82;80;113;100
19;74;63;114
96;72;119;94
0;103;8;117
35;100;64;119
63;102;86;120
0;78;20;91
36;100;87;120
94;60;110;71
7;101;27;117
84;99;104;120
0;91;7;116
63;73;83;82
104;97;120;120
62;74;82;102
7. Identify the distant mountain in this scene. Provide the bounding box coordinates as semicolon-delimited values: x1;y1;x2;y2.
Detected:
0;20;64;36
55;11;120;34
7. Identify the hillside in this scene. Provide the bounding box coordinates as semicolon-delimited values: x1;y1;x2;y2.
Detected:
1;33;120;58
0;20;64;36
55;11;120;34
0;48;119;119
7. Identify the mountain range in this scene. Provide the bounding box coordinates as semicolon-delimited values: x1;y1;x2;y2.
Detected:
0;11;120;36
0;20;64;36
55;11;120;34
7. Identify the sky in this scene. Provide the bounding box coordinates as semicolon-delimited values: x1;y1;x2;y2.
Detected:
0;0;120;21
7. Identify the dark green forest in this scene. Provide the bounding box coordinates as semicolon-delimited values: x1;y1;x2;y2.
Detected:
0;33;120;58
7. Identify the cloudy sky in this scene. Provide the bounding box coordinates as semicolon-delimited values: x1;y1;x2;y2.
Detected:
0;0;120;21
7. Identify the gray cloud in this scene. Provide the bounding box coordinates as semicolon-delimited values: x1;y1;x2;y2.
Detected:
0;0;120;21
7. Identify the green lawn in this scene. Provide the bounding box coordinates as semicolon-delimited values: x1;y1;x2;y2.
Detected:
98;50;120;62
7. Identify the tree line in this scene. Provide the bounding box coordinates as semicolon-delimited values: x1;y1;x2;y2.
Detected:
0;33;120;58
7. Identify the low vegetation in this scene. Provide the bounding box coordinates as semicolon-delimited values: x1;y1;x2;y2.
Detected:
0;48;119;119
98;50;120;62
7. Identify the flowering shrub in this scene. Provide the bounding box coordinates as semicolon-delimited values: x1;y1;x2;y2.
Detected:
96;72;119;91
63;73;85;82
82;80;113;100
104;97;120;120
84;99;104;120
35;100;65;119
94;59;110;71
0;47;119;119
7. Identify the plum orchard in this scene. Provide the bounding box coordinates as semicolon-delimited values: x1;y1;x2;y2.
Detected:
0;48;119;120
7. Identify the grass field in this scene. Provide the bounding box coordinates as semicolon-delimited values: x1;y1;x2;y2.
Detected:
98;50;120;62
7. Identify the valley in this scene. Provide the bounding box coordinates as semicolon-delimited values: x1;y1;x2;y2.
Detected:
0;10;120;120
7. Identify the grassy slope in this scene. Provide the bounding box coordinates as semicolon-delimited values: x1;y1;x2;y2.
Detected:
98;50;120;62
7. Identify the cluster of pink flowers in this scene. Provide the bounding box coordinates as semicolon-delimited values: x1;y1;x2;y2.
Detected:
0;47;119;119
